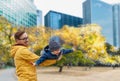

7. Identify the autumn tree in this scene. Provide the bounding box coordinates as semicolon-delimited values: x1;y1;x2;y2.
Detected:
0;16;17;67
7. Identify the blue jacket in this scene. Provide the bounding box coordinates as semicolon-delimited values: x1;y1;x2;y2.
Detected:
35;45;73;66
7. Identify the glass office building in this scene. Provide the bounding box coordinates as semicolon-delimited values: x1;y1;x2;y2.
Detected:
37;10;42;27
83;0;113;45
0;0;42;27
113;4;120;48
45;10;83;30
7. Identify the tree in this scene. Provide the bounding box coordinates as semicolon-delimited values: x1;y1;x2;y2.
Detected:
0;16;17;67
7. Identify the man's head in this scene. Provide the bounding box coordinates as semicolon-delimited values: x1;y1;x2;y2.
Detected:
14;31;29;46
49;41;61;55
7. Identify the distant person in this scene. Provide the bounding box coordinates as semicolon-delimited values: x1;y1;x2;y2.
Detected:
10;30;39;81
34;40;76;66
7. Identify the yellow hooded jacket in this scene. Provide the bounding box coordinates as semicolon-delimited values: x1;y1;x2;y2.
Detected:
10;45;39;81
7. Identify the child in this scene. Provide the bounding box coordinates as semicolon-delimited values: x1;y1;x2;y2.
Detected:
34;41;75;66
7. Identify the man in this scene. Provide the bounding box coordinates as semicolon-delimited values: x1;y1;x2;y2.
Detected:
10;31;39;81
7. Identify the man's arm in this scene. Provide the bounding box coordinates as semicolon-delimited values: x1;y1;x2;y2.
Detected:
20;48;39;62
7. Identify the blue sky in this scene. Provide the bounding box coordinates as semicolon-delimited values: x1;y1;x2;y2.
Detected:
34;0;120;18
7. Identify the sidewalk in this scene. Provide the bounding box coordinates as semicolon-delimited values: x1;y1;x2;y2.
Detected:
37;67;120;81
1;67;120;81
0;68;17;81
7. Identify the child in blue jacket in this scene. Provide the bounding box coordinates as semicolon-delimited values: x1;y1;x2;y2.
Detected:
34;41;75;66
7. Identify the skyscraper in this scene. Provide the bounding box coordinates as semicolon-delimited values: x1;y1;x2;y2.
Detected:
45;10;83;29
37;10;42;27
0;0;42;27
113;4;120;48
83;0;113;45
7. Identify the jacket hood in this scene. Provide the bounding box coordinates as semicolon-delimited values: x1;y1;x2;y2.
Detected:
42;45;61;55
43;45;50;52
10;45;26;57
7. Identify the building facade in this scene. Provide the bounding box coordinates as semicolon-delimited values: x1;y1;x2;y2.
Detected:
37;10;42;27
0;0;42;27
83;0;113;45
45;10;83;29
113;4;120;48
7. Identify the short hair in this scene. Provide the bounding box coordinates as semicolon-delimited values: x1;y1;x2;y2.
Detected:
14;30;25;40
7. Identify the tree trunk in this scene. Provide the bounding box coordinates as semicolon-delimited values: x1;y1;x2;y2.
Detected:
59;66;63;72
67;63;72;68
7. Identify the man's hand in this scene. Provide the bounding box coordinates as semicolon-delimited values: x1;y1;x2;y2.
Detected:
32;62;36;66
